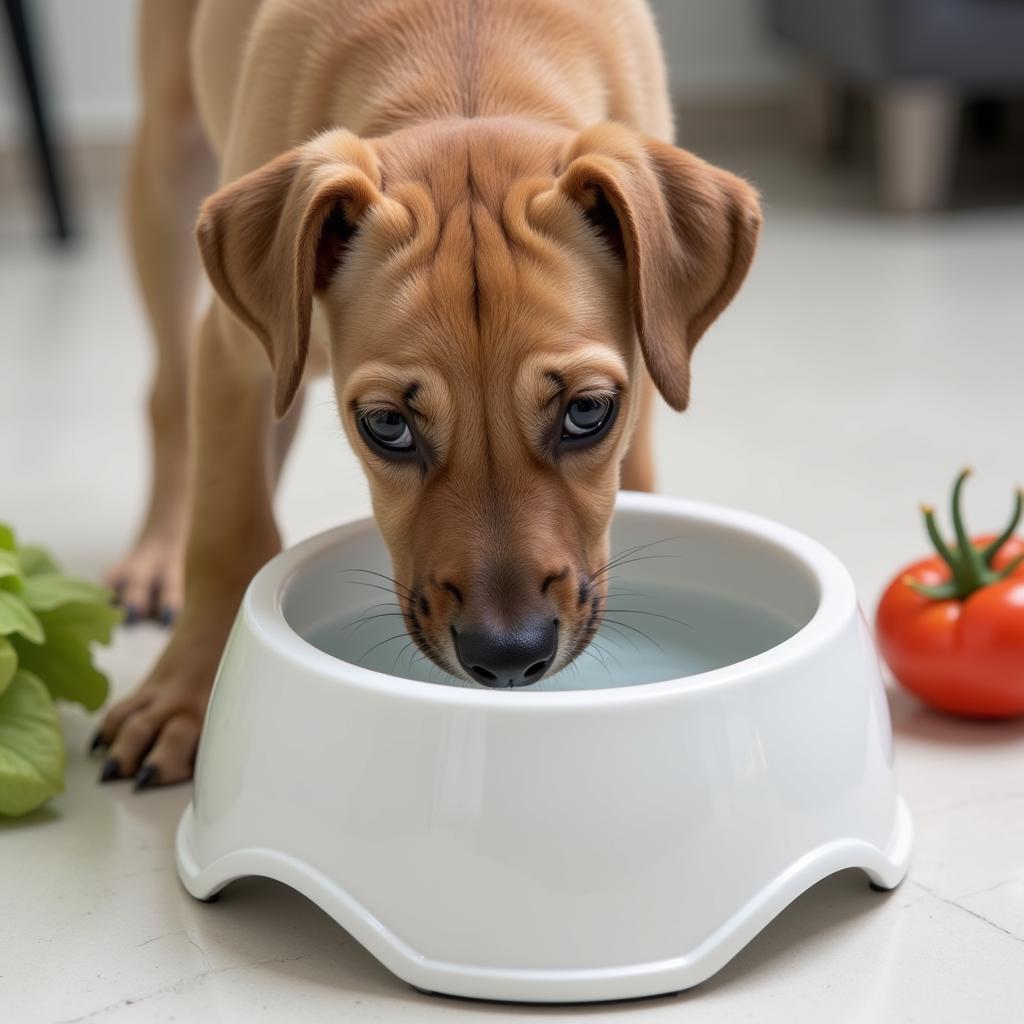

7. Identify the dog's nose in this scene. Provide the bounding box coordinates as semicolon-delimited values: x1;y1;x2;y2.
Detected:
453;618;558;687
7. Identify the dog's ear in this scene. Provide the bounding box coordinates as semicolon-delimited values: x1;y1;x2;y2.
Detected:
548;124;761;411
196;132;391;418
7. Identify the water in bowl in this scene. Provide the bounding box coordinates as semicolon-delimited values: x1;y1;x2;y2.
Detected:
305;581;799;691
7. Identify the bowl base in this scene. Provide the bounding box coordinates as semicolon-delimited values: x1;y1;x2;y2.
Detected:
176;799;912;1004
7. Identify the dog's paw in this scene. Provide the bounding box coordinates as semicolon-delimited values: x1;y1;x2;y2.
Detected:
105;532;185;626
91;668;212;789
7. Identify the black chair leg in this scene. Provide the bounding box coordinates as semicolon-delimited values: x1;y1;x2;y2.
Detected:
4;0;73;240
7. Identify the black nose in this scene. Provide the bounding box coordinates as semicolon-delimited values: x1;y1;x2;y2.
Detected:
453;618;559;687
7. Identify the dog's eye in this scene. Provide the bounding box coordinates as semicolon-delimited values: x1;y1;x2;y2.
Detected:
358;409;415;455
562;395;615;442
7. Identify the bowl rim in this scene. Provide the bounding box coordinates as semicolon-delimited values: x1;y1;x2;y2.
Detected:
245;492;858;708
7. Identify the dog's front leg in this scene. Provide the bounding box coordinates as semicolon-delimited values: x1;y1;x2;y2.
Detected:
95;305;283;788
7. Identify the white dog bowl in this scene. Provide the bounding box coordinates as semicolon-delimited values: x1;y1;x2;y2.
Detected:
176;493;911;1003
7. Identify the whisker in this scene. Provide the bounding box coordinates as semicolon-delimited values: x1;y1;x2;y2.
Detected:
601;618;666;655
338;611;407;635
391;639;417;674
360;600;402;613
589;638;620;669
584;640;607;667
589;537;667;576
578;645;611;677
342;569;415;598
598;620;641;651
347;580;413;600
358;631;411;662
407;641;423;674
591;536;683;577
599;607;690;628
590;553;684;584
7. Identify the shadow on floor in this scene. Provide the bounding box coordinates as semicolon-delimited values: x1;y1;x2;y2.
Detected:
191;867;892;1017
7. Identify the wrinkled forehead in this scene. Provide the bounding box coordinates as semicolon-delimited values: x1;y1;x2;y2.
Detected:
330;172;632;399
341;247;629;430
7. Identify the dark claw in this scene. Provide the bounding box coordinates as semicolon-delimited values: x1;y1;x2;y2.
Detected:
158;606;176;627
99;758;121;783
123;605;140;626
89;731;108;754
134;763;160;792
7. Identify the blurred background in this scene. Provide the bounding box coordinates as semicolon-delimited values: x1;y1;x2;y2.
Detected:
4;0;1024;228
1;0;1023;604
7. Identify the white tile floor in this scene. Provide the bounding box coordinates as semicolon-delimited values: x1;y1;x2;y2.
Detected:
2;141;1024;1023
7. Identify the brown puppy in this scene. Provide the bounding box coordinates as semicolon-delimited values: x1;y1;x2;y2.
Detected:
98;0;761;786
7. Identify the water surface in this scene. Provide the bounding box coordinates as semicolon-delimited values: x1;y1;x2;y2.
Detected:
306;582;799;691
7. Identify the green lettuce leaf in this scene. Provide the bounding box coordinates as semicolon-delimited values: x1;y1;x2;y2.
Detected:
20;574;112;613
0;669;65;816
18;545;60;577
0;528;118;816
12;600;119;710
0;531;119;711
0;636;16;696
39;599;121;646
0;590;44;644
0;549;21;583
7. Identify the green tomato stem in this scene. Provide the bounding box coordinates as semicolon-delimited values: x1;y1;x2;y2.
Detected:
921;503;968;592
995;551;1024;582
912;470;1022;603
980;487;1023;566
950;468;988;590
904;576;961;601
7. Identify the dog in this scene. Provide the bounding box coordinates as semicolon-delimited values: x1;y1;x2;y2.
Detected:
96;0;761;788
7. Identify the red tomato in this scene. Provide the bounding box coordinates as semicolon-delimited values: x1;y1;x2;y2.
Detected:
876;472;1024;718
877;536;1024;717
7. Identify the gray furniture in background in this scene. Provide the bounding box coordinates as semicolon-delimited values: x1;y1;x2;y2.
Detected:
769;0;1024;211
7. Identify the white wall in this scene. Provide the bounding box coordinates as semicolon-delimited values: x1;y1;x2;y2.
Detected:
0;0;137;145
0;0;793;146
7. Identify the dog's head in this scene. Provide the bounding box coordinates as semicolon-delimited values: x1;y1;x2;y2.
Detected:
196;120;760;686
